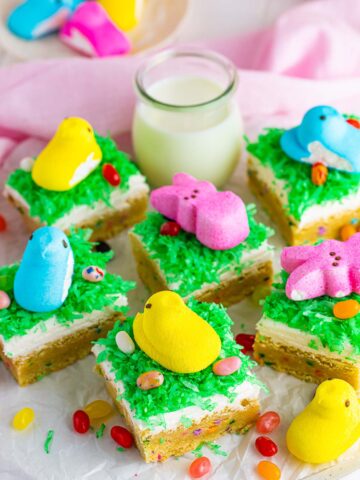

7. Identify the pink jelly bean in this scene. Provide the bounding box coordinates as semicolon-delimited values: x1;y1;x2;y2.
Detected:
212;357;241;376
256;412;281;434
0;291;10;309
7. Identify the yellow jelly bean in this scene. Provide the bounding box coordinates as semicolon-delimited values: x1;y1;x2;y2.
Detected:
12;407;35;431
84;400;114;422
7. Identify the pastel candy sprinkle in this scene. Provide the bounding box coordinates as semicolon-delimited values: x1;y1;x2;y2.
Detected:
82;266;105;282
150;173;249;250
137;371;164;390
212;356;241;376
281;234;360;300
115;331;135;354
333;299;360;320
0;290;11;309
12;407;35;430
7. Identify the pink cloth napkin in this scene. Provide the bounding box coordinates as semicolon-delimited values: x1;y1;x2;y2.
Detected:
0;0;360;166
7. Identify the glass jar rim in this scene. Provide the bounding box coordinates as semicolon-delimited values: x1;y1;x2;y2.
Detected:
134;48;238;112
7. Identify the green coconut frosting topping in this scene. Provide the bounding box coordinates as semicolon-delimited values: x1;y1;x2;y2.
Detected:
0;229;134;342
95;299;262;424
133;205;273;298
263;271;360;356
247;126;360;221
6;135;142;225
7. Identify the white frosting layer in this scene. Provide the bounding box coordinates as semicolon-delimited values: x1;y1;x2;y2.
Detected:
257;316;359;362
93;344;260;435
1;294;127;359
249;155;360;228
4;174;149;229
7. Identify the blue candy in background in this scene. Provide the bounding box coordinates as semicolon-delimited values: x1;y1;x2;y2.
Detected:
7;0;84;41
14;226;74;313
281;105;360;174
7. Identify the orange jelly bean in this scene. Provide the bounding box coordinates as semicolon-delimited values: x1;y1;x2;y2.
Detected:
311;162;328;186
257;460;281;480
340;224;357;241
333;299;360;320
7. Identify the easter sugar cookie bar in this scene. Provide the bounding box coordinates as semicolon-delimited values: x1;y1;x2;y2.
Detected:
254;234;360;391
0;227;134;386
4;117;149;241
93;292;262;463
247;106;360;245
129;173;274;307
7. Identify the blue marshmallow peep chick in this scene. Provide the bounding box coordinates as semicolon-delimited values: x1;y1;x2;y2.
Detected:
281;106;360;173
14;227;74;313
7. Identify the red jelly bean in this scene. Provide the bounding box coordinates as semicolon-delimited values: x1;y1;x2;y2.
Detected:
255;436;278;457
73;410;90;434
110;425;133;448
235;333;255;354
0;215;7;232
189;456;211;479
102;164;121;187
256;412;281;434
346;118;360;129
160;221;181;237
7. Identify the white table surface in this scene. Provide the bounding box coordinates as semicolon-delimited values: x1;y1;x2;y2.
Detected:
0;1;358;479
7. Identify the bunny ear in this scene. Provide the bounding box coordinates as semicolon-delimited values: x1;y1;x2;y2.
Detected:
150;185;180;219
281;245;317;273
173;173;197;186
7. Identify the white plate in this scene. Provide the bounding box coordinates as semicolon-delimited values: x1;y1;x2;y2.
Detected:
0;0;189;60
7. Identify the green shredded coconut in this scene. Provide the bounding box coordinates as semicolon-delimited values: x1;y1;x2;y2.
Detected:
95;300;263;424
133;205;273;298
44;430;54;454
247;128;360;221
192;441;227;458
263;272;360;355
179;416;193;428
96;423;106;439
0;229;134;341
117;447;125;453
6;134;142;225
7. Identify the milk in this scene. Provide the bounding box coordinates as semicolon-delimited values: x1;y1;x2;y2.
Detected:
132;76;242;187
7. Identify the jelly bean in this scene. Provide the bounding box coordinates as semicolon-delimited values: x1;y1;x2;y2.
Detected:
73;409;90;434
0;290;11;310
110;425;133;448
311;162;328;186
189;456;211;479
160;221;181;237
82;265;105;282
137;371;164;390
20;157;35;172
102;164;121;187
84;400;114;422
257;460;281;480
212;356;241;376
0;215;7;232
12;407;35;430
235;333;255;355
115;331;135;354
340;224;357;241
346;118;360;129
255;436;278;457
94;241;112;253
256;412;281;434
333;299;360;320
252;285;271;305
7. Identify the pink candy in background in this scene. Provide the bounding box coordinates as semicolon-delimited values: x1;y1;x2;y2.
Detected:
1;0;360;167
281;234;360;300
151;173;249;250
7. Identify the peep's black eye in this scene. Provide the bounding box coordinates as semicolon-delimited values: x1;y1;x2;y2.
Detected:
29;234;33;240
62;240;68;248
319;115;326;121
87;127;92;133
145;303;152;309
345;400;350;407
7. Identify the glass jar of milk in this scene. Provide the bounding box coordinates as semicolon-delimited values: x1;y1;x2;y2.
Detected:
133;49;242;187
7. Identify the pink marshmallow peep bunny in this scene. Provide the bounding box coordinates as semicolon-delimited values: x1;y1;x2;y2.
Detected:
150;173;249;250
281;233;360;300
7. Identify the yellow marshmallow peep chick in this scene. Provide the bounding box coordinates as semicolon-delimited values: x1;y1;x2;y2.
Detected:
99;0;144;31
286;379;360;464
32;117;102;192
133;291;221;374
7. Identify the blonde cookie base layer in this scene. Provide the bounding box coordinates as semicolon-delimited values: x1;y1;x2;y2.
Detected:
253;334;360;392
248;157;360;246
129;232;273;307
95;363;259;463
0;313;124;387
4;189;148;241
